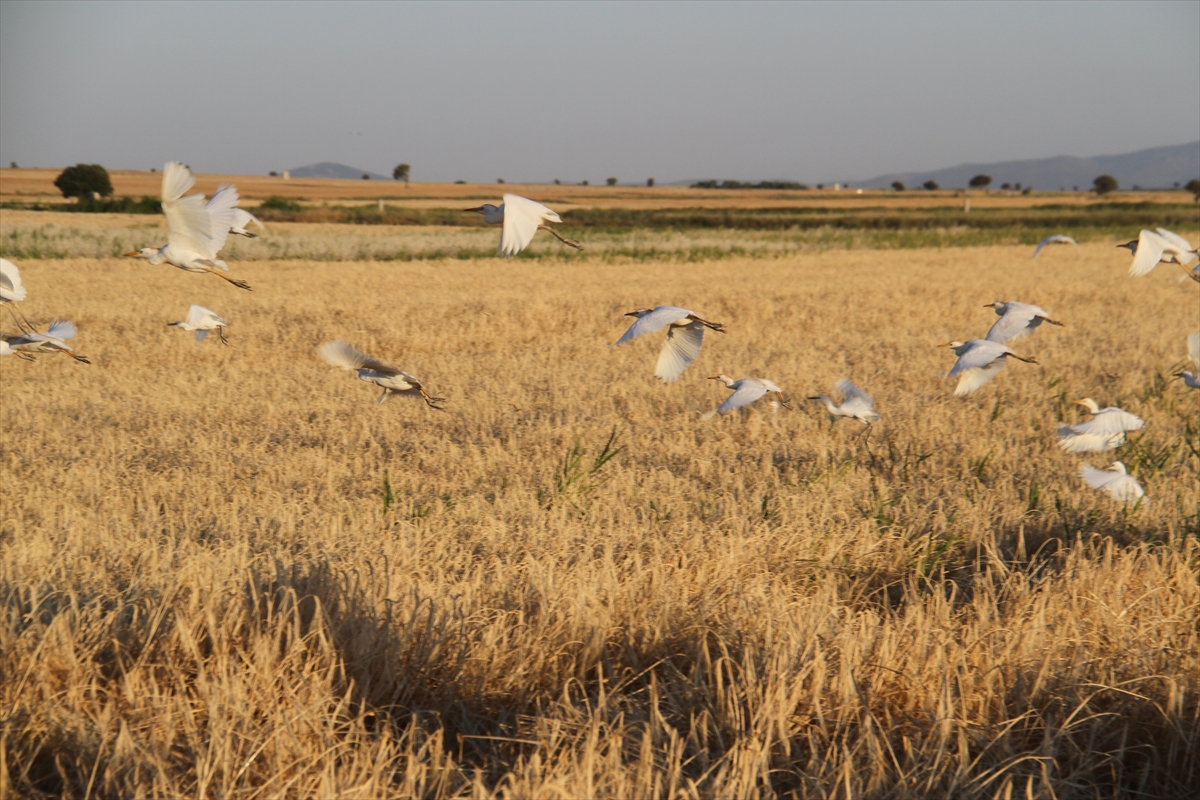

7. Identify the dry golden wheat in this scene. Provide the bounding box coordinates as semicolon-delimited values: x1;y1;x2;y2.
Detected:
1;237;1197;798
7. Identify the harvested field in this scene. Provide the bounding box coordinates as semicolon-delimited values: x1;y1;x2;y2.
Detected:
1;214;1199;797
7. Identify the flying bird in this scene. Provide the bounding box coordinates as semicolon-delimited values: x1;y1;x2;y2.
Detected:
124;162;251;290
1079;462;1147;506
465;194;582;257
1056;398;1144;453
318;340;444;408
1;319;90;363
0;258;33;331
1175;333;1200;389
229;208;265;238
706;374;791;417
1119;228;1199;277
808;378;880;424
983;300;1064;344
169;304;229;345
1032;234;1080;259
612;305;725;382
938;339;1037;396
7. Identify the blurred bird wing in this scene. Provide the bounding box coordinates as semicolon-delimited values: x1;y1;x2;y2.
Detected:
654;320;704;382
1129;230;1167;276
318;340;397;374
233;208;265;232
835;378;872;406
985;305;1045;343
165;191;217;259
949;341;1008;375
44;319;76;341
194;329;209;343
186;304;224;328
1056;425;1125;453
161;162;196;204
0;258;26;301
953;360;1007;396
1075;408;1144;437
1080;465;1145;503
1031;238;1051;258
205;183;239;255
1155;228;1196;255
1079;464;1123;491
1188;333;1199;369
717;380;767;413
614;306;692;345
497;194;556;257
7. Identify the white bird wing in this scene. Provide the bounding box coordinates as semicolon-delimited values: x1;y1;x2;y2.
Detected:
948;341;1009;375
985;307;1040;343
318;340;399;375
654;320;704;382
194;329;209;343
1056;425;1125;453
613;306;692;345
185;304;224;328
1080;465;1145;503
44;319;76;341
232;208;264;234
835;378;872;406
498;194;557;257
1031;237;1051;259
1074;408;1145;437
1129;230;1167;276
163;173;218;261
0;258;26;302
204;183;240;256
1155;228;1197;256
717;380;768;414
953;360;1007;396
1188;333;1199;369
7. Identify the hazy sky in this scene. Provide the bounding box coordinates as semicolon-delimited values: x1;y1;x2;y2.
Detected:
2;1;1197;184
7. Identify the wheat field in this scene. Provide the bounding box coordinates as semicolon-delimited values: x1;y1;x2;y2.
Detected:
2;230;1198;797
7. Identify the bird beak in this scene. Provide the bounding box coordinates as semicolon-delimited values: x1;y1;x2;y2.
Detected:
981;303;994;308
936;343;950;348
463;206;484;213
124;251;140;257
706;376;719;381
624;311;639;317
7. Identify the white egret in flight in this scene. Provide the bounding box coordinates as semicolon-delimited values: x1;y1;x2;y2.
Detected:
1119;228;1199;277
706;375;791;417
1175;333;1200;389
983;300;1064;344
1032;234;1080;259
1079;462;1146;506
318;340;444;408
170;304;229;345
465;194;581;257
229;208;265;238
1;320;90;363
0;258;33;331
938;339;1037;396
125;162;251;290
1056;398;1144;453
612;305;725;382
808;379;880;424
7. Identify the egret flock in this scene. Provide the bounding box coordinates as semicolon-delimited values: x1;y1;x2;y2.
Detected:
3;163;1198;509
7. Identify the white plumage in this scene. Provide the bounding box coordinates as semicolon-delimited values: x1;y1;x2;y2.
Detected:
983;300;1064;344
465;194;581;257
706;374;791;416
1032;234;1080;259
939;339;1037;396
1056;398;1144;453
1175;333;1200;389
1120;228;1199;277
612;305;725;382
169;304;230;345
1;319;90;363
230;208;265;238
125;162;251;290
318;340;444;408
808;378;880;424
0;257;32;331
1079;462;1147;506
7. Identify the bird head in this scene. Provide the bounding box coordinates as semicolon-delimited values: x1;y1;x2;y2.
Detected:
1116;240;1138;253
938;341;966;349
707;374;735;387
1071;398;1100;414
982;301;1004;310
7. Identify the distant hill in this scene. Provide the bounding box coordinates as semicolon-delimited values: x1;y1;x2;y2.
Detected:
856;141;1200;190
288;162;394;181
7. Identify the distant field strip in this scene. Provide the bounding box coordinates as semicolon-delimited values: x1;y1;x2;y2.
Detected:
3;207;1197;261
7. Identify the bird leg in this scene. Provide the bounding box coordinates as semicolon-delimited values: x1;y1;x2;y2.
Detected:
203;268;252;291
15;350;37;361
1041;317;1065;327
419;387;446;410
775;392;794;411
218;326;230;346
4;302;36;333
537;225;583;250
1009;354;1039;364
1179;262;1200;283
65;351;91;365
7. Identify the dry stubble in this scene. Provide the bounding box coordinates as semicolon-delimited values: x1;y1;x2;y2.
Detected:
1;242;1198;798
